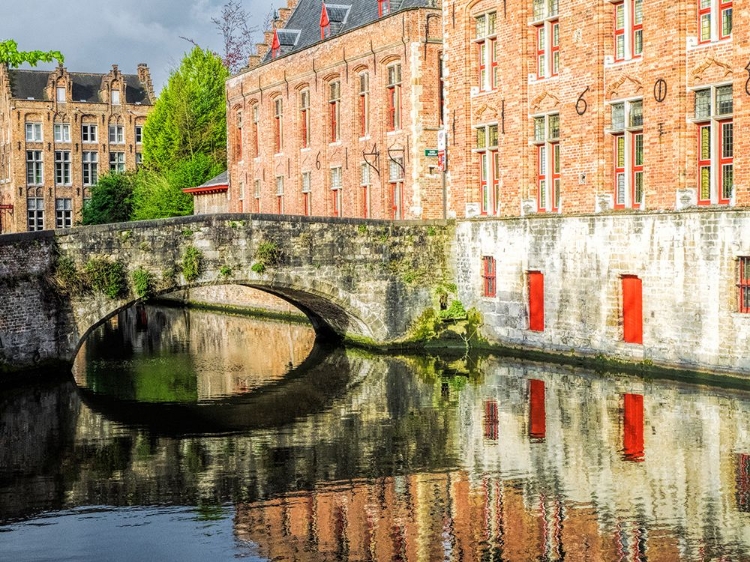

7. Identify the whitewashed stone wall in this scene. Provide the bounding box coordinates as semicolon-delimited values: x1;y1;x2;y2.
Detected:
455;210;750;374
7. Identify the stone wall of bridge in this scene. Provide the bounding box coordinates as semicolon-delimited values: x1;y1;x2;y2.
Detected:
0;214;454;374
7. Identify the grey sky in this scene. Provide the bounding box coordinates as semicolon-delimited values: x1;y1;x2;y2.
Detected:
0;0;274;94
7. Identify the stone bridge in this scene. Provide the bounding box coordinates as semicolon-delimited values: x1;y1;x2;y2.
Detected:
0;214;454;374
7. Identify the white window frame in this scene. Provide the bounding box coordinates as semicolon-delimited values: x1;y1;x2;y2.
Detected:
82;124;98;143
54;123;71;143
25;122;42;142
474;123;500;215
474;11;498;92
691;83;733;205
55;198;72;229
613;0;643;62
82;151;98;185
109;151;125;173
26;150;43;185
531;112;561;212
55;150;71;185
608;98;644;209
109;125;124;144
697;0;732;44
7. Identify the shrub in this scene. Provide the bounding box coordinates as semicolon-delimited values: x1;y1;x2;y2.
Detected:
131;267;153;299
85;258;127;299
182;246;202;282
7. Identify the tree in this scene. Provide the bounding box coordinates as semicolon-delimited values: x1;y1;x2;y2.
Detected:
142;47;229;173
81;173;134;225
212;0;258;73
131;167;198;221
0;40;63;67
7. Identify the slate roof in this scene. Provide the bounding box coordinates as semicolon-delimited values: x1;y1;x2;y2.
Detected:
183;171;229;194
263;0;433;63
7;69;152;104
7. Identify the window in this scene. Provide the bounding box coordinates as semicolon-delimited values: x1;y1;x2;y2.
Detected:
482;256;496;297
26;150;43;185
610;99;643;209
302;171;312;216
532;0;559;79
476;124;499;215
82;152;98;185
378;0;390;17
532;113;560;212
252;105;260;158
55;198;72;229
694;85;733;205
358;73;369;137
55;151;71;185
109;152;125;173
135;125;143;144
622;275;643;344
528;271;544;331
330;166;342;216
82;124;97;143
360;162;370;218
329;81;340;142
388;156;404;219
614;0;643;62
738;257;750;313
254;179;261;212
135;153;143;168
56;86;66;102
274;98;283;153
109;125;124;144
276;176;284;214
475;12;498;91
54;123;71;143
699;0;732;43
27;197;44;231
299;90;310;148
25;122;42;142
111;89;121;105
387;65;401;131
234;111;242;160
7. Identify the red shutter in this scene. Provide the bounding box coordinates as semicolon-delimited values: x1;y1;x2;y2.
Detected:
622;275;643;343
623;393;644;461
529;379;546;440
528;271;544;332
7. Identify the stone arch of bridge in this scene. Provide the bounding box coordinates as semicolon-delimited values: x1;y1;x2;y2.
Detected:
68;276;386;363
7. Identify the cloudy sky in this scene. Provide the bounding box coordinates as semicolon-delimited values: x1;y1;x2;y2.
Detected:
0;0;274;94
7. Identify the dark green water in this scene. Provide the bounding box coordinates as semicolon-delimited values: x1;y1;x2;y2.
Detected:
1;304;750;561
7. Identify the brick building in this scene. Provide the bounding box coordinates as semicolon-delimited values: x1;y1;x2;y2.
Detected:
225;0;445;220
0;63;155;233
442;0;746;217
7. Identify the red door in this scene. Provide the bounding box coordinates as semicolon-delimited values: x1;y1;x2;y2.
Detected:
528;271;544;332
623;393;644;461
622;275;643;344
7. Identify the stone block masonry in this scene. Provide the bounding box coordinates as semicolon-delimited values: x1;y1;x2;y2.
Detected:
456;209;750;374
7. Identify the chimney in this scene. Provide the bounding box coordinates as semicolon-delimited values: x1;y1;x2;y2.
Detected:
247;55;262;69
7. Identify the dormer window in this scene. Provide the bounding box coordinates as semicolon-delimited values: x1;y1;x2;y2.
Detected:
378;0;390;17
112;89;121;105
56;86;66;103
320;3;331;39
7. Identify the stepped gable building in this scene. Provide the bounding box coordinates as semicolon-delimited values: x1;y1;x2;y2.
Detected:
442;0;746;217
0;63;155;233
225;0;445;220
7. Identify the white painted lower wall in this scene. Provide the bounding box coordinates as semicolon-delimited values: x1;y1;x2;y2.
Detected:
455;209;750;374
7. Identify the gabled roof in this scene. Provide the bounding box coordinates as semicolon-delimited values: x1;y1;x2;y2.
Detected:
183;171;229;195
7;69;152;104
263;0;433;63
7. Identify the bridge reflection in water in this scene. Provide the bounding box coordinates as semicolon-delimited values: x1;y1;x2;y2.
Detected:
1;305;750;561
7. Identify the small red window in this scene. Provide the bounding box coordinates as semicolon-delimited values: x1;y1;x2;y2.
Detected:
738;257;750;313
483;400;499;440
482;256;496;297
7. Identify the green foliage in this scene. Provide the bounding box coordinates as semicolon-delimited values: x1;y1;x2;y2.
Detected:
142;47;228;171
255;241;281;267
130;169;194;221
0;40;63;68
85;258;127;299
54;255;79;292
182;228;194;237
181;246;202;282
439;299;467;320
251;262;266;274
410;308;442;341
219;265;232;278
131;268;153;299
81;173;134;225
357;224;367;234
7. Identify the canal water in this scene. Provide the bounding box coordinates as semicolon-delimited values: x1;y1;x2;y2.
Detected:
1;304;750;561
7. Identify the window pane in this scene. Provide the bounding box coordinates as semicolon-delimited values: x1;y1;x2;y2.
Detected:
616;136;625;167
533;0;544;20
616;35;625;60
722;8;732;36
548;114;559;140
695;89;711;119
634;172;643;204
630;100;643;128
700;13;711;42
553;143;560;174
634;30;643;55
716;86;733;115
488;12;496;34
633;0;642;24
722;164;733;199
475;14;485;38
611;103;625;130
722;122;733;158
616;173;625;204
634;133;644;166
700;167;711;200
488;124;498;147
534;117;545;142
615;4;625;29
548;0;558;17
700;126;711;159
476;127;487;148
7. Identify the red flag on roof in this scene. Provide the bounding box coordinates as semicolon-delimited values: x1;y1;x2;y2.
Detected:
320;2;330;39
271;28;281;58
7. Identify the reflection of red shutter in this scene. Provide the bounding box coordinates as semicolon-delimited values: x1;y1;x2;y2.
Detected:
528;271;544;332
529;379;545;440
484;399;499;440
622;275;643;343
737;453;750;512
623;393;644;461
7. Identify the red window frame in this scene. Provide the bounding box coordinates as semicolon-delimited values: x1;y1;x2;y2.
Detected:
300;91;309;148
537;144;547;212
528;271;544;332
550;21;559;77
390;181;402;219
358;75;369;137
632;132;644;206
719;119;733;205
234;111;242;161
378;0;390;17
252;106;259;158
329;101;338;143
614;2;625;61
737;257;750;313
697;123;712;205
719;0;732;40
477;41;487;90
614;134;626;208
361;185;369;218
303;192;311;216
483;400;499;440
479;152;491;215
482;256;496;297
387;85;400;131
273;99;282;153
698;0;712;43
536;25;546;78
331;188;341;217
551;142;560;212
631;0;642;57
